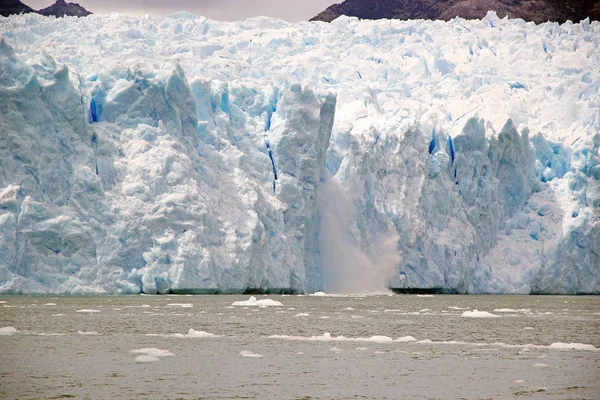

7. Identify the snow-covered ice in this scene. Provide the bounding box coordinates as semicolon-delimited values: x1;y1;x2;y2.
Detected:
172;328;220;338
0;11;598;294
294;313;310;317
231;296;283;307
269;332;404;343
549;342;598;351
76;309;101;313
166;303;193;308
462;310;500;318
239;350;263;358
0;327;18;335
130;348;175;362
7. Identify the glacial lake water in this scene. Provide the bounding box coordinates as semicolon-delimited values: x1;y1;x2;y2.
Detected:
1;294;599;399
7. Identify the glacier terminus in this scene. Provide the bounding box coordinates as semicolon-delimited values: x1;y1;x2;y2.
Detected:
0;11;598;295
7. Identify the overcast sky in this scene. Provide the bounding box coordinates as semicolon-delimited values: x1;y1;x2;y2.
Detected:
24;0;341;21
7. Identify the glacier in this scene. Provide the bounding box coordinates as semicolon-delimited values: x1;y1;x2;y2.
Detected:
0;11;598;294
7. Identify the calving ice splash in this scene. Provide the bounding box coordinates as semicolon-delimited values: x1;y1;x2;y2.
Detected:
0;11;598;295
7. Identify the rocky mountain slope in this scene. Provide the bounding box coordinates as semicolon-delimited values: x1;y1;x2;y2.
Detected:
38;0;91;17
0;0;35;17
311;0;599;23
0;0;91;18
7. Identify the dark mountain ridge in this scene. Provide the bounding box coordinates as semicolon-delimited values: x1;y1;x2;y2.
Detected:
311;0;599;24
0;0;35;17
1;0;92;18
38;0;91;17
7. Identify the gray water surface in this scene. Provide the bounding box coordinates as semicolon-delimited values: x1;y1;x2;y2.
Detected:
1;294;599;399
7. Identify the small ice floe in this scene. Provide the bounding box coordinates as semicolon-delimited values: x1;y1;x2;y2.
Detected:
166;303;193;308
309;292;330;297
173;329;220;338
77;330;98;335
514;380;525;384
319;316;330;319
395;336;418;342
344;307;355;311
493;308;531;313
130;348;174;362
44;303;57;306
461;310;499;318
329;347;343;353
268;332;399;344
52;313;66;316
533;363;549;368
239;350;263;358
0;327;18;335
448;306;467;310
0;301;6;304
549;342;598;351
355;347;368;351
524;327;535;330
38;333;65;336
147;329;221;338
231;296;283;307
416;295;434;297
294;313;310;317
296;351;304;355
419;309;431;312
76;309;101;313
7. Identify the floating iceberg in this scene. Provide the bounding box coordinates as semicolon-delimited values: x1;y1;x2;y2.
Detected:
0;12;598;294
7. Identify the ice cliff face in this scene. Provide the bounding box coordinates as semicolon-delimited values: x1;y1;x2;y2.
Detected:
0;12;598;294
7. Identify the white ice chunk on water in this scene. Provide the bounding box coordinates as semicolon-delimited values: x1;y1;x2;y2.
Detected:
462;310;500;318
131;348;175;362
239;350;263;358
232;297;283;307
395;336;418;342
0;327;17;335
549;342;598;351
269;332;397;343
174;329;220;338
76;309;101;313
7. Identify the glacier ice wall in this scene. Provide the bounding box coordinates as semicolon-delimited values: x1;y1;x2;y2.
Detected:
0;12;598;294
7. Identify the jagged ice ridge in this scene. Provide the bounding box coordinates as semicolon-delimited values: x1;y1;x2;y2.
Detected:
0;11;598;294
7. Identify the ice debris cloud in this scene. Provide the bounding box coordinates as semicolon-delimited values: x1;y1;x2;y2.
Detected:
0;11;598;295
